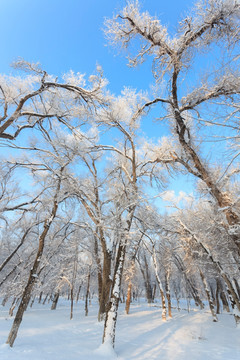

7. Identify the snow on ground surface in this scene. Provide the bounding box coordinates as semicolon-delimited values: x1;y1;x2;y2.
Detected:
0;298;239;360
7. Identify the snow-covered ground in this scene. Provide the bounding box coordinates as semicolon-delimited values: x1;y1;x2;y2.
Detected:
0;298;239;360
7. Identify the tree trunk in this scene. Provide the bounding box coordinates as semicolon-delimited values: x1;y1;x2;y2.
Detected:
199;270;218;322
0;228;31;273
42;293;49;305
173;109;240;256
2;295;9;306
70;287;74;319
102;235;127;348
217;278;230;313
165;271;172;318
9;298;18;317
98;248;112;321
51;291;60;310
178;220;240;314
38;292;43;304
138;255;153;304
6;179;61;347
94;235;103;305
233;278;240;299
160;289;167;321
85;267;91;316
174;254;204;309
30;296;35;308
76;284;82;303
150;246;167;320
216;279;220;314
125;282;132;315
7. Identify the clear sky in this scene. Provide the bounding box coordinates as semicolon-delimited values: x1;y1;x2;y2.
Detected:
0;0;206;203
0;0;196;94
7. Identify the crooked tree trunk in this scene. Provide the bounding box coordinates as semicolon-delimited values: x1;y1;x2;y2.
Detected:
6;179;61;347
173;108;240;256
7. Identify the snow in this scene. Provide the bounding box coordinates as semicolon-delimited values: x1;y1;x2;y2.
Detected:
0;298;240;360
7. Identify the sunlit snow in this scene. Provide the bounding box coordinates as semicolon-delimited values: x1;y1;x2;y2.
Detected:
0;298;239;360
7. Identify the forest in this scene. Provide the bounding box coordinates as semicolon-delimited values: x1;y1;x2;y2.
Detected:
0;0;240;355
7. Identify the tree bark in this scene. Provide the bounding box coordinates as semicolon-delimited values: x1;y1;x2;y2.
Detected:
199;270;218;322
6;178;61;347
98;247;112;321
173;254;204;309
125;282;132;315
51;291;60;310
85;267;91;316
165;271;172;318
102;235;127;347
173;108;240;256
216;279;220;314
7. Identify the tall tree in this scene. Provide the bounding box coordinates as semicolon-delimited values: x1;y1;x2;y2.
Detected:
104;0;240;255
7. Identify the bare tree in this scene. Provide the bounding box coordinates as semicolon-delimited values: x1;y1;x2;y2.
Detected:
0;59;107;141
6;165;65;347
104;0;240;254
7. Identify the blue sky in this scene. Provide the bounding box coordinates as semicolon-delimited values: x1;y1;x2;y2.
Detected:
0;0;217;204
0;0;196;94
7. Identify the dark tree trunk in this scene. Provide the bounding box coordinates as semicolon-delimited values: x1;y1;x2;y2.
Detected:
76;284;82;303
98;248;112;321
51;291;60;310
216;279;220;314
38;292;43;304
85;267;91;316
42;293;49;305
6;179;61;347
173;108;240;256
70;287;74;319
